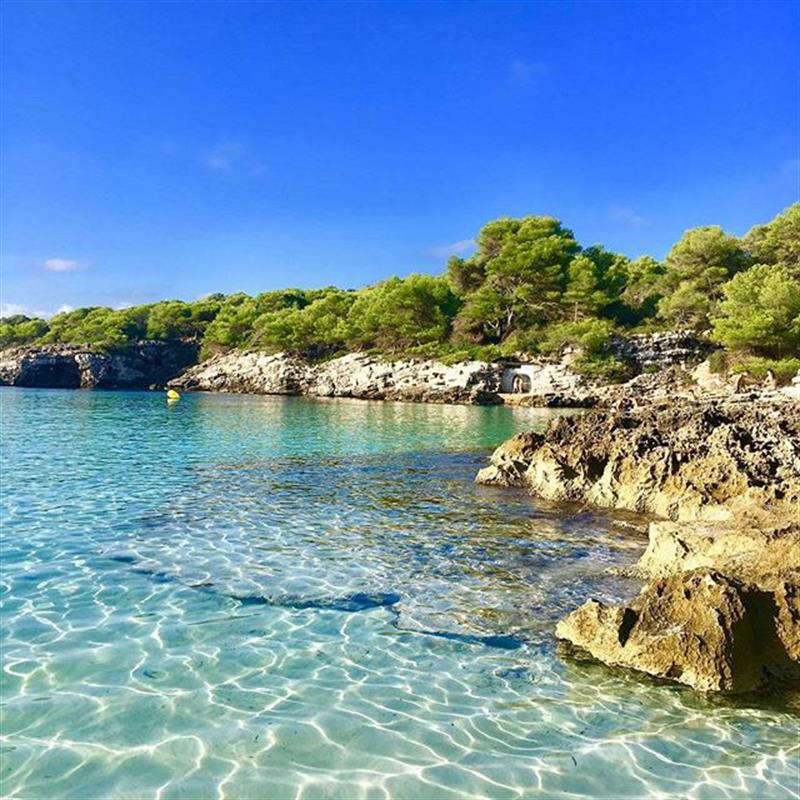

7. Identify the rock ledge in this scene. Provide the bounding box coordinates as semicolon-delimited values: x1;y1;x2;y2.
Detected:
478;398;800;692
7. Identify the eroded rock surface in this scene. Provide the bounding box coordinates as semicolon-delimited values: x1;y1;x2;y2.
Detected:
168;351;312;395
476;399;800;522
170;351;506;404
611;331;713;371
0;330;727;407
556;569;800;693
169;331;713;404
0;342;198;389
637;520;800;586
478;398;800;692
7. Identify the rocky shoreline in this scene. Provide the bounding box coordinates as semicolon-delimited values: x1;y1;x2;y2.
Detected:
0;342;198;390
477;398;800;693
3;338;799;693
0;330;724;406
167;350;509;404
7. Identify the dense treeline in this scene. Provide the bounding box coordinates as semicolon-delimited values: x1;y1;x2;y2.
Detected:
2;204;798;380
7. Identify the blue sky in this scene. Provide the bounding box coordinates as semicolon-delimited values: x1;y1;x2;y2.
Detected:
2;0;798;317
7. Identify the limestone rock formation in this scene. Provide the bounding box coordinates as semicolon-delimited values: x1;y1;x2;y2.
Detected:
156;330;714;406
636;520;800;586
610;330;714;371
310;353;505;404
0;329;718;404
556;569;800;693
168;351;312;395
0;342;198;389
170;351;506;404
478;398;800;692
476;399;800;522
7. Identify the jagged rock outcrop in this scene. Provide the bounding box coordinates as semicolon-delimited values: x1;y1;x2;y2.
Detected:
596;360;799;408
310;353;505;404
170;351;506;404
556;569;800;693
500;332;711;407
168;351;312;395
0;342;198;389
637;520;800;586
610;330;714;371
477;398;800;692
162;332;714;406
594;365;700;407
476;399;800;522
0;333;789;412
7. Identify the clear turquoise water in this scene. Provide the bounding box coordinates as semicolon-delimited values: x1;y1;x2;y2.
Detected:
1;388;798;800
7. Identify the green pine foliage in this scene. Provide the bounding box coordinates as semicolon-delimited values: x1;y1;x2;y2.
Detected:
2;205;798;377
657;226;752;330
711;264;800;359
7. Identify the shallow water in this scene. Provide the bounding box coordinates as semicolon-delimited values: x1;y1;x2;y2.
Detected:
1;388;798;800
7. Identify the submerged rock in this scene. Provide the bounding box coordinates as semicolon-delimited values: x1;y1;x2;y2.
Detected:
556;569;800;693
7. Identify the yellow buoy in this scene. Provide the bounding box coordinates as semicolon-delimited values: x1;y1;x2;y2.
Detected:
166;389;181;401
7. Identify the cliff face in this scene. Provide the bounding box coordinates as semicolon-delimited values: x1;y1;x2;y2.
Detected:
0;330;722;403
477;399;800;693
169;351;507;404
166;333;720;405
0;342;198;389
0;344;588;404
611;330;713;371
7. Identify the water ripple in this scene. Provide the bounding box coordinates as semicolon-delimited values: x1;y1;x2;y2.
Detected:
1;389;798;799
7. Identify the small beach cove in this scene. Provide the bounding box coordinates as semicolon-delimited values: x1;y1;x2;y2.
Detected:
2;388;798;799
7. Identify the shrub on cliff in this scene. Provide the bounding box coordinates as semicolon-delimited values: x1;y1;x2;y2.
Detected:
730;356;800;385
345;275;459;351
201;290;309;354
250;289;356;354
538;318;616;356
43;306;147;349
537;318;633;382
36;298;224;351
145;298;223;341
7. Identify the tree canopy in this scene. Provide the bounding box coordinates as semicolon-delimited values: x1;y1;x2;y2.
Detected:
2;205;798;375
448;216;580;343
712;264;800;359
657;226;751;330
744;203;800;278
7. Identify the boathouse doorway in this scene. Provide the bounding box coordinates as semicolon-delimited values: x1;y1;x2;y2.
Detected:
501;367;532;394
